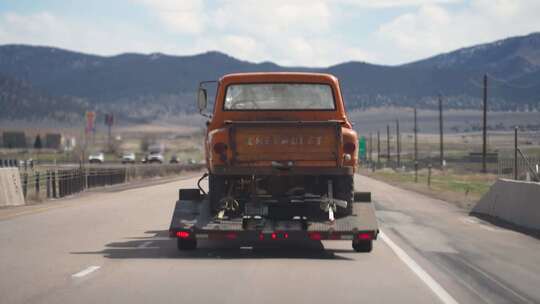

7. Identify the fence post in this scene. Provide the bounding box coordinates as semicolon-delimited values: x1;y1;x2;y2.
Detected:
59;171;64;198
22;173;28;198
46;170;51;198
67;171;72;195
35;171;40;197
427;163;432;188
52;171;57;198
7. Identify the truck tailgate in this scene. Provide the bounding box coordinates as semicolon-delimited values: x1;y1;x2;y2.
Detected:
230;121;340;162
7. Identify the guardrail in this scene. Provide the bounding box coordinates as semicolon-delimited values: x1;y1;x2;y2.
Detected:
18;163;204;201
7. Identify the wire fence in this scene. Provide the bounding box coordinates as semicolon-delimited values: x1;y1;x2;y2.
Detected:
14;163;204;202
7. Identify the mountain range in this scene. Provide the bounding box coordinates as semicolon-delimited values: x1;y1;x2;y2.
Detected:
1;32;539;123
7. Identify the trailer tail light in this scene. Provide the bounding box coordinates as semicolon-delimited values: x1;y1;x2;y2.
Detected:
357;232;373;240
271;233;277;240
176;231;190;239
308;232;322;240
225;232;237;240
283;233;289;239
259;233;265;240
213;142;228;154
343;142;356;154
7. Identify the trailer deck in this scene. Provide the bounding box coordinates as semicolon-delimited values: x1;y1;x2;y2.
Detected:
169;190;378;249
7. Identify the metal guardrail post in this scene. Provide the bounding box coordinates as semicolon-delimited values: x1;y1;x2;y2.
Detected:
52;171;57;198
22;173;28;198
35;172;40;197
46;170;51;198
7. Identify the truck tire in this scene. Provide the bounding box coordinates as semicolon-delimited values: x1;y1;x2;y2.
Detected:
177;238;197;250
209;174;227;213
334;175;354;216
352;240;372;252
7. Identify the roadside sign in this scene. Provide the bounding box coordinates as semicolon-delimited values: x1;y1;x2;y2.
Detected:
85;111;96;134
359;136;366;159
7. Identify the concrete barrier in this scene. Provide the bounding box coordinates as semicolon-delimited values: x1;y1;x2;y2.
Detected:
472;179;540;230
0;168;25;207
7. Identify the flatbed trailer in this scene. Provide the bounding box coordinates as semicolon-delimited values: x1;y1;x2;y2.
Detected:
169;189;379;252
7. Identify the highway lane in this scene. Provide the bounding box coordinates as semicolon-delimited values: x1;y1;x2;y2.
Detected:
359;175;540;304
1;174;539;303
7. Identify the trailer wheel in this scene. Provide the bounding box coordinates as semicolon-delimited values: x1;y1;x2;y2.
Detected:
177;238;197;250
334;175;354;216
352;240;373;252
209;174;227;213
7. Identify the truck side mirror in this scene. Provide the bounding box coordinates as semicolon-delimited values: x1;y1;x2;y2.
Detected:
197;88;208;112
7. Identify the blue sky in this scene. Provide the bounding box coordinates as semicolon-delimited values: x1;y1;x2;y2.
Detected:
0;0;539;66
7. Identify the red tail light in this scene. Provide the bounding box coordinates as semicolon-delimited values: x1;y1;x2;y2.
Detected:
213;142;228;154
225;232;237;240
343;142;356;153
259;233;265;240
177;231;190;239
308;232;322;240
357;232;372;240
271;233;277;240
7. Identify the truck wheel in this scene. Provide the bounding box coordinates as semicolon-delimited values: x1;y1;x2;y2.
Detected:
209;174;227;213
352;240;372;252
334;175;354;216
177;238;197;250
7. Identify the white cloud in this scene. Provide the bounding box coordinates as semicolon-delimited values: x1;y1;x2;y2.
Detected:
376;0;540;63
135;0;375;66
136;0;205;34
0;11;183;56
338;0;462;8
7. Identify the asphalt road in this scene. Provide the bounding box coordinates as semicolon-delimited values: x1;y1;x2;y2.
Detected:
1;174;540;304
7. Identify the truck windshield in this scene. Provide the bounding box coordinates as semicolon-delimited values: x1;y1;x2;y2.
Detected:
224;83;335;110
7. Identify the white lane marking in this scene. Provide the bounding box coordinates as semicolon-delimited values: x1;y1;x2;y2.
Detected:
138;241;154;248
71;266;101;278
380;232;459;304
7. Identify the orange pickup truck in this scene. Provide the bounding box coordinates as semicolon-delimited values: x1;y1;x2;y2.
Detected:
169;72;377;252
200;72;358;216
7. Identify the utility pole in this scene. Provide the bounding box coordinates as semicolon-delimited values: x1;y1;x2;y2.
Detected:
482;74;488;173
514;127;518;180
387;124;391;166
439;94;444;168
414;107;418;162
377;130;381;166
396;119;401;168
414;108;419;182
369;132;373;164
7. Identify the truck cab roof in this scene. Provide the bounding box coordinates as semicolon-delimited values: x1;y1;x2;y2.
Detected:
220;72;339;85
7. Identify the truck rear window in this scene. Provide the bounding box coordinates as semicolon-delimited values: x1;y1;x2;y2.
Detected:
224;83;335;110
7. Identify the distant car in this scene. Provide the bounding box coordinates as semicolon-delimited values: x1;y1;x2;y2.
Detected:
147;152;164;164
89;152;105;164
121;152;136;164
169;155;179;164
